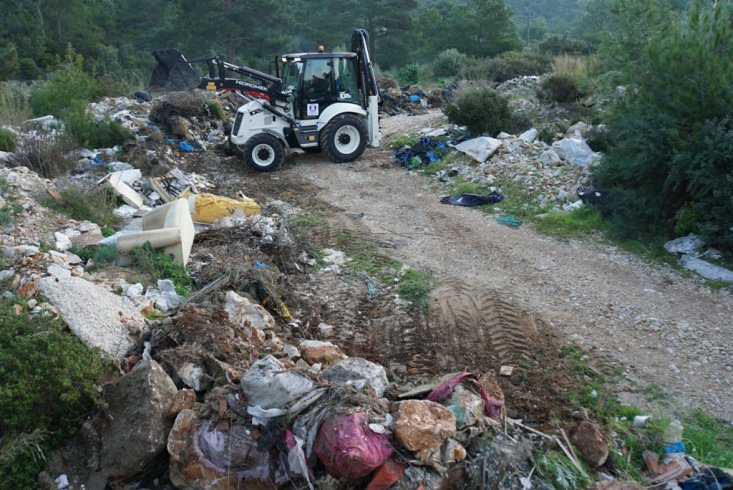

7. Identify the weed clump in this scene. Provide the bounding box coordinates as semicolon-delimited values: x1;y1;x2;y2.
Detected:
53;183;122;228
9;134;75;177
0;127;16;152
130;242;192;296
443;85;512;136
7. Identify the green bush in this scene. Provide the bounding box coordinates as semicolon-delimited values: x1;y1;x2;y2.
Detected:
539;74;585;102
30;48;97;118
64;101;134;148
0;301;107;489
475;51;552;83
539;35;594;56
432;49;470;77
396;64;420;85
0;128;16;152
443;85;512;136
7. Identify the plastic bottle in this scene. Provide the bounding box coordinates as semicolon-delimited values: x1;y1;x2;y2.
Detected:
662;419;686;454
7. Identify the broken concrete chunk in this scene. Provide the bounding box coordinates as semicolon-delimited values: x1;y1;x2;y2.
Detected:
100;360;178;486
299;340;347;366
177;362;211;392
225;290;276;330
393;399;457;460
324;357;389;397
107;172;144;209
39;275;144;358
454;137;502;163
47;263;71;279
540;149;562;166
241;355;314;410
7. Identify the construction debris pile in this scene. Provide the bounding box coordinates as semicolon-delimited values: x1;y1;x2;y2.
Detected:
1;85;731;490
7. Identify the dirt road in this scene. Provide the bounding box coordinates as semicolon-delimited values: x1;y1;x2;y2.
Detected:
210;111;733;421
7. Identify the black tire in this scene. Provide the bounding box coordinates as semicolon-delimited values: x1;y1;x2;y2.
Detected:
242;134;284;172
320;114;368;163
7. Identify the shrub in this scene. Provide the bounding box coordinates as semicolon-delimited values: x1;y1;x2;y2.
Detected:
539;74;585;103
64;101;134;149
432;49;470;77
540;35;594;56
10;134;75;177
30;47;97;118
476;51;552;83
0;128;16;152
397;64;420;85
443;85;512;136
0;82;31;126
0;301;107;489
54;183;122;228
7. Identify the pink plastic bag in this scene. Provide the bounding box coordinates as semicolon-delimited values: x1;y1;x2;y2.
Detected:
427;372;504;418
313;412;394;479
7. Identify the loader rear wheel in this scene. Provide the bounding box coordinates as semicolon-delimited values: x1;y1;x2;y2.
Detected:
320;114;368;163
242;134;283;172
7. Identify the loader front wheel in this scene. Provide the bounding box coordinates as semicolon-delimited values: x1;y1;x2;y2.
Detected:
243;134;283;172
320;114;368;163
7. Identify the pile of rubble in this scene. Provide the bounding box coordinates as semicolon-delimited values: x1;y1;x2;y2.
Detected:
2;85;730;489
396;120;603;213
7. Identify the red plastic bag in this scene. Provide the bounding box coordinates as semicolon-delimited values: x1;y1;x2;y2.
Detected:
427;372;504;418
313;412;394;479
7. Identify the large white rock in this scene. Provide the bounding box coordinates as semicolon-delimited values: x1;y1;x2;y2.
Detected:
39;275;144;358
454;137;502;163
551;138;598;165
679;255;733;282
324;357;389;397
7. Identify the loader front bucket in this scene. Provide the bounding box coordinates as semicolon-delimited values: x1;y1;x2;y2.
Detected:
149;48;202;92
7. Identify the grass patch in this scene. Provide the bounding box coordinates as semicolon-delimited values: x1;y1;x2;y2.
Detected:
292;212;326;228
0;299;109;489
130;242;192;296
397;268;436;311
333;230;401;283
0;82;31;126
52;184;122;228
561;343;733;480
535;451;591;490
534;207;607;239
388;133;420;149
494;178;541;219
417;161;450;176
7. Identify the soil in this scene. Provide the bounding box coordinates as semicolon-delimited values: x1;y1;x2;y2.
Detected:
179;110;733;424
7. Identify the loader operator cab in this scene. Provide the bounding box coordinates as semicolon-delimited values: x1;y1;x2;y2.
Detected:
279;53;360;120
